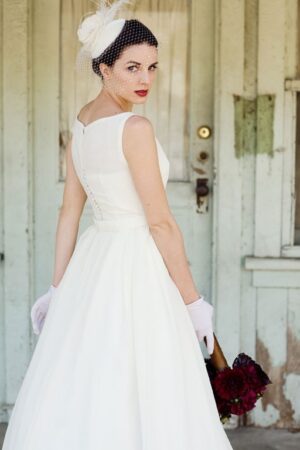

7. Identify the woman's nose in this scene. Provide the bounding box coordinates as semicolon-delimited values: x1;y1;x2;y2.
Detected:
139;71;150;84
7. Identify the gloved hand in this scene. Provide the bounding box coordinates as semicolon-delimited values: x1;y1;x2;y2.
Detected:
186;296;215;355
31;284;57;335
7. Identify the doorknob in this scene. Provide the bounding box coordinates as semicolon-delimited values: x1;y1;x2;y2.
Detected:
197;125;212;139
195;178;209;213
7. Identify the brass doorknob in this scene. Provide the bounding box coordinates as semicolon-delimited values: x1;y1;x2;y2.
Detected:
197;125;212;139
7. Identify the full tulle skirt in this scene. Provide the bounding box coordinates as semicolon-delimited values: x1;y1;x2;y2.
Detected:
2;219;233;450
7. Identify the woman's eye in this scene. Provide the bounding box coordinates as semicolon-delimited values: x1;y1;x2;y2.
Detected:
127;65;158;72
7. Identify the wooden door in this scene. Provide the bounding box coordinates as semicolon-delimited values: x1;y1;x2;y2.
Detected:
34;0;214;340
33;0;216;347
1;0;216;421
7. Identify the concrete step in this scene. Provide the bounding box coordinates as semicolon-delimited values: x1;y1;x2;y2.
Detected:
1;422;300;449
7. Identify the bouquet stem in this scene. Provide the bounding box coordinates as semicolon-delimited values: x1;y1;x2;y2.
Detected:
204;333;272;422
204;333;229;370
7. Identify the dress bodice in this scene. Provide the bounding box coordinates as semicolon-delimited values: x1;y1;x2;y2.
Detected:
71;112;170;223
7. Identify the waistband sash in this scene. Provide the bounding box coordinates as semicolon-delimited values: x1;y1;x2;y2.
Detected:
93;216;149;232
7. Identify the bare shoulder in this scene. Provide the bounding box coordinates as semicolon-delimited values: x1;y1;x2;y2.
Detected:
123;115;155;158
125;114;153;129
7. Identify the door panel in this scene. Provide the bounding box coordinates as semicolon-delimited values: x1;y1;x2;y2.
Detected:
35;0;215;337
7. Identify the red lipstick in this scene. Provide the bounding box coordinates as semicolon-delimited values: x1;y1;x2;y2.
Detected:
135;90;148;97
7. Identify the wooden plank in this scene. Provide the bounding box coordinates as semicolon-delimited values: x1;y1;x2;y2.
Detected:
245;256;300;270
0;0;5;423
33;0;62;306
186;0;215;303
2;0;31;415
254;0;286;256
285;289;300;425
253;270;300;288
282;0;298;248
239;1;260;425
254;288;288;427
282;245;300;257
213;0;244;368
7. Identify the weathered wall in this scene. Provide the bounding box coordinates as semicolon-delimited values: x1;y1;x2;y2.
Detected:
214;0;300;429
0;0;300;430
0;0;33;422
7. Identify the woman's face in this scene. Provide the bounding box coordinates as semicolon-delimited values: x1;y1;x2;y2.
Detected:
100;43;158;104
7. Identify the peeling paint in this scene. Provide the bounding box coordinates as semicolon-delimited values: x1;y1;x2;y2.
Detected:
233;94;275;158
287;326;300;374
256;337;295;427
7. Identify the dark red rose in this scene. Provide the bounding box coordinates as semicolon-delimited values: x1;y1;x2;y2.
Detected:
232;352;254;367
212;367;248;400
229;390;257;415
233;353;272;389
205;352;271;421
215;394;231;416
241;363;271;393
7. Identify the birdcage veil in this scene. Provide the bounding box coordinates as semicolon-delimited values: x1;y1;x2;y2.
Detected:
75;0;131;78
75;0;166;85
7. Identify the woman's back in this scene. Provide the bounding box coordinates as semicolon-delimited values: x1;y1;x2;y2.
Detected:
71;111;170;223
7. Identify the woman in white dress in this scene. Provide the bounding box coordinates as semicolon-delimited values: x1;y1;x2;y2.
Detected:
2;1;234;449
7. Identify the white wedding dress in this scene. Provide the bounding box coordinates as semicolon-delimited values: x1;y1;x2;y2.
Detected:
2;111;233;450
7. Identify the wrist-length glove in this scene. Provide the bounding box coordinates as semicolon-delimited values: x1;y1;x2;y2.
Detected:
31;285;57;335
186;296;214;355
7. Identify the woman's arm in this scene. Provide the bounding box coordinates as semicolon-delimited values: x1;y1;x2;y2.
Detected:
123;116;202;305
52;137;87;287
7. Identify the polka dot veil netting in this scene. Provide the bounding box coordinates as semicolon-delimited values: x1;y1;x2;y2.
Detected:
74;0;163;90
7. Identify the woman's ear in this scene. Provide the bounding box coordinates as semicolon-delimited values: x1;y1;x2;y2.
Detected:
99;63;111;81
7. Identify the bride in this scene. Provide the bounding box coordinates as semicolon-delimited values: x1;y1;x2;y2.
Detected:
2;1;233;449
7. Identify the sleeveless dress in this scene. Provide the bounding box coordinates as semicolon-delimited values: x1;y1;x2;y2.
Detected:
2;112;233;450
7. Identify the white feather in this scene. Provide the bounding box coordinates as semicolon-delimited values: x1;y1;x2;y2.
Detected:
95;0;133;24
77;0;133;51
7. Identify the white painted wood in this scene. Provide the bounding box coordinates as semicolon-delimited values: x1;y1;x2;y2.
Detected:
239;2;259;426
254;288;288;427
282;87;297;247
213;0;244;368
282;0;299;249
285;289;300;426
245;256;300;270
282;245;300;257
132;0;189;181
0;0;5;423
181;0;215;301
32;0;64;328
252;271;300;288
254;0;286;257
285;79;300;90
1;0;32;419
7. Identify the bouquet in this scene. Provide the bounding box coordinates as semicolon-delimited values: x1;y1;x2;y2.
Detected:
204;334;272;424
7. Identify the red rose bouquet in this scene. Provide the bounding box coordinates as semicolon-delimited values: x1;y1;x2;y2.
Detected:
204;334;272;424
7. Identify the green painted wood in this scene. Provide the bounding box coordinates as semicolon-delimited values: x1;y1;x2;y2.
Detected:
233;94;275;158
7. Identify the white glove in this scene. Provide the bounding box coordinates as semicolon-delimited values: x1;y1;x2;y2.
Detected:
31;284;57;335
186;296;215;355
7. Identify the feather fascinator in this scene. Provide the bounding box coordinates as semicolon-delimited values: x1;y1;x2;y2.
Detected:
77;0;133;59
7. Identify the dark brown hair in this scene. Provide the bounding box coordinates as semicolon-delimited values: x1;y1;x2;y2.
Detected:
92;19;158;79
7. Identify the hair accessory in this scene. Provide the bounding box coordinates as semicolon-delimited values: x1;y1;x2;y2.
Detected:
77;0;133;59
